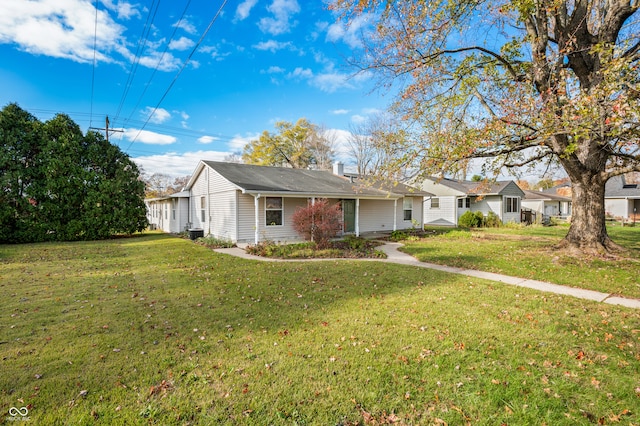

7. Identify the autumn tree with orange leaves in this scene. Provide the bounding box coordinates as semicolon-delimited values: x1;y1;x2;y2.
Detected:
330;0;639;254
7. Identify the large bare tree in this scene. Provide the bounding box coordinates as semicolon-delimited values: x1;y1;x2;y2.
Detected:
331;0;640;253
347;113;407;177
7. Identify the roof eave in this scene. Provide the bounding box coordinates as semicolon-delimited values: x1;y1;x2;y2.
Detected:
241;189;403;200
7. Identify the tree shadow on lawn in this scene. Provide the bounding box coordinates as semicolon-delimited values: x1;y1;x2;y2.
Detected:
124;234;462;336
4;232;640;424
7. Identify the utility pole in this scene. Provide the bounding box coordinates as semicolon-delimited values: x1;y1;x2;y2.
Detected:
89;116;123;143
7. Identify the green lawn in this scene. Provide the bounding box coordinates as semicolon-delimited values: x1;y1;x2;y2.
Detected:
1;233;639;425
400;225;640;299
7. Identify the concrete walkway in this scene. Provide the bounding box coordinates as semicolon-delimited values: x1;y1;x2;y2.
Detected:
214;242;640;309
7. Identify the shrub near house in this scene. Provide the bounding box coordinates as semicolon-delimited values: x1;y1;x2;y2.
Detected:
292;199;343;249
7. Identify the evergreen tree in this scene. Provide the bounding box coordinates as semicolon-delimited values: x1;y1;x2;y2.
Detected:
0;104;148;242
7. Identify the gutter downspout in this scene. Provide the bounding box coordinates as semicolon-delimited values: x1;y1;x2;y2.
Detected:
207;168;211;236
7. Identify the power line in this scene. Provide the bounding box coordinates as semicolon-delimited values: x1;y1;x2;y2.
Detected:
113;0;161;123
89;0;99;128
24;107;243;146
125;0;229;153
122;0;194;129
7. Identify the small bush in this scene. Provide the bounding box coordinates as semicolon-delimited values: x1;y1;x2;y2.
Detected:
245;237;386;259
485;211;501;228
292;199;343;249
458;211;481;228
196;236;235;248
390;230;409;241
474;211;485;227
343;235;368;250
245;240;278;256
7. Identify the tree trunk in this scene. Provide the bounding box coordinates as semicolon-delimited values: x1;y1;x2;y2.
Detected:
561;174;619;253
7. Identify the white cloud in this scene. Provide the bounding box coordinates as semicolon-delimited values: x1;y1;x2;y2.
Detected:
101;0;140;20
120;129;177;145
253;40;292;52
331;109;350;115
351;114;367;124
235;0;258;21
0;0;129;64
285;66;366;93
0;0;184;71
289;67;313;80
142;107;171;124
198;136;219;144
262;65;285;74
172;17;197;35
312;72;354;93
323;128;353;163
176;111;190;128
133;150;231;177
258;0;300;35
228;133;260;152
326;14;370;49
132;50;181;72
168;36;194;51
199;44;232;61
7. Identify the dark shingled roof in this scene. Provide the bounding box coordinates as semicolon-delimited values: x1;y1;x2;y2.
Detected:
426;177;516;195
606;174;640;198
523;190;571;201
202;161;421;198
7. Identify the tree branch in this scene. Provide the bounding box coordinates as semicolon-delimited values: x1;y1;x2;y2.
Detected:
414;46;527;83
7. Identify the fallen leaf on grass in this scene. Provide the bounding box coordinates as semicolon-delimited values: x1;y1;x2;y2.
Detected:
149;380;173;398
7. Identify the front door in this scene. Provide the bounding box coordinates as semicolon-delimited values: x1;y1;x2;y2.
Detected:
343;199;356;233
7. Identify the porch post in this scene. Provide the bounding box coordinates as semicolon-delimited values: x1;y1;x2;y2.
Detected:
393;199;397;232
254;194;260;244
355;198;360;237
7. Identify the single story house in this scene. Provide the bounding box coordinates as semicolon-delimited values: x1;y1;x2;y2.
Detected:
521;190;572;224
417;177;525;226
152;161;429;244
145;191;190;233
605;173;640;221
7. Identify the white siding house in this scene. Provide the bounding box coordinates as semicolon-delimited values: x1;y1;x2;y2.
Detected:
151;161;429;244
145;191;190;233
521;190;572;224
605;173;640;221
418;177;525;226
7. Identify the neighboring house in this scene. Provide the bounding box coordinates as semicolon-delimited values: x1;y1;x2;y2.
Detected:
521;190;572;224
542;182;572;198
166;161;428;244
418;177;525;226
605;173;640;221
145;191;190;233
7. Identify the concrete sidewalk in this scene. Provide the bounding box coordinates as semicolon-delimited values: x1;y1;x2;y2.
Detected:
214;242;640;309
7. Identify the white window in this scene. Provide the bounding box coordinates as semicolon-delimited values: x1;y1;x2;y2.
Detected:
403;197;412;221
200;197;206;222
505;196;519;213
172;199;176;220
265;197;283;226
458;198;470;208
430;198;440;209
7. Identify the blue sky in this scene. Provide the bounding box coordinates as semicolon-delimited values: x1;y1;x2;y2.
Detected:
0;0;389;177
